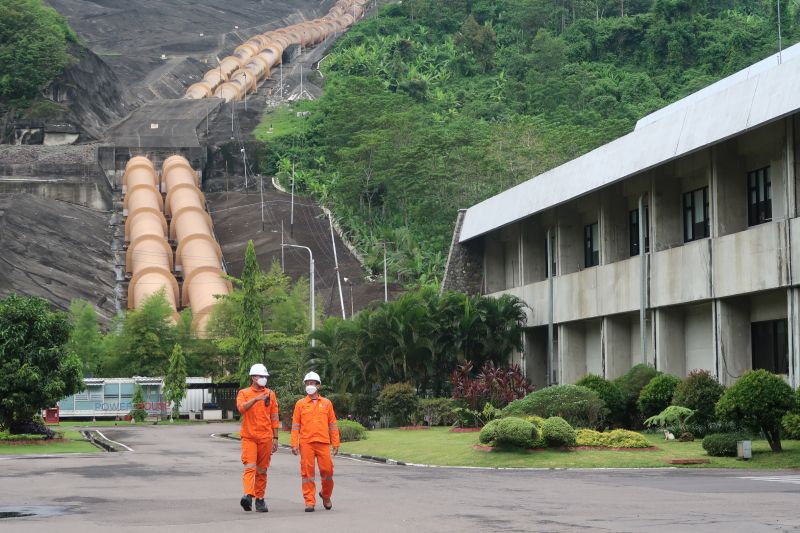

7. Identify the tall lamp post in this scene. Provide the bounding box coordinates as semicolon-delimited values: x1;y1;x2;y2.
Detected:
282;244;315;346
343;277;354;317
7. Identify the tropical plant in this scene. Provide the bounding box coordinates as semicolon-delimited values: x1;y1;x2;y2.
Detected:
130;384;147;423
644;405;695;434
715;369;796;452
163;344;187;420
449;360;533;410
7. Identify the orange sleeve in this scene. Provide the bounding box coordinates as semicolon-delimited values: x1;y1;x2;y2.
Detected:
328;399;340;447
236;389;248;414
290;400;301;448
270;391;280;432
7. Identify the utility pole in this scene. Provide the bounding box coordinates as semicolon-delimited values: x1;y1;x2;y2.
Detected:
259;174;265;231
329;213;346;318
290;161;295;237
282;244;315;346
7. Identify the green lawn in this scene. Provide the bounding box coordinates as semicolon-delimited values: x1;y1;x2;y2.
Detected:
254;102;314;140
0;430;100;455
259;428;800;469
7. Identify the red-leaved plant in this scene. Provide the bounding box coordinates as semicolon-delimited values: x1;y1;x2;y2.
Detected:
450;360;533;410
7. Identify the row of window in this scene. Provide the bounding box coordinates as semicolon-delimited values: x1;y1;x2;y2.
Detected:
578;167;772;268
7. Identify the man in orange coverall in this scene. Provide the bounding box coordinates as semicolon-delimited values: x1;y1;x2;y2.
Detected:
236;363;279;513
291;371;340;512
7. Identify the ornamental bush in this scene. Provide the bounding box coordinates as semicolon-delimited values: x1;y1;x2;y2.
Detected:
130;384;147;423
715;369;795;452
672;369;725;428
415;398;458;426
479;417;538;449
782;413;800;440
575;374;626;426
378;383;418;426
702;433;741;457
614;364;659;426
525;416;547;448
503;385;607;428
575;429;650;448
541;416;576;447
637;374;682;419
337;419;367;442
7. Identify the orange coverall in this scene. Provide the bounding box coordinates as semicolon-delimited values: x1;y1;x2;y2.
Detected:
291;395;340;507
236;386;280;498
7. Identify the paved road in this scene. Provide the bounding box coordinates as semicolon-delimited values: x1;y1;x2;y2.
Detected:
0;423;798;532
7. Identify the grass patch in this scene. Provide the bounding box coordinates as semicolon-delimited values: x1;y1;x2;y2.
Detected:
254;102;314;140
0;430;99;455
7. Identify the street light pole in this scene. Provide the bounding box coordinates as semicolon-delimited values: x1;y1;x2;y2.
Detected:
282;244;315;346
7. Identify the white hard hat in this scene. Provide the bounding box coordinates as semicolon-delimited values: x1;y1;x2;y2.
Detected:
249;363;269;376
303;371;321;383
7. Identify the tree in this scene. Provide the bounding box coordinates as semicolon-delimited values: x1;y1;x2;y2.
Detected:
130;383;147;423
0;295;83;434
457;15;497;72
237;240;266;386
716;369;796;452
66;299;105;376
163;344;187;420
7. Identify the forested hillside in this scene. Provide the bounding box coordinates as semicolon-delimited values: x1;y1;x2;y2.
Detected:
259;0;798;286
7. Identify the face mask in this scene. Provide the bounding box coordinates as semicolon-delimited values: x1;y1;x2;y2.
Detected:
256;377;267;387
305;385;318;395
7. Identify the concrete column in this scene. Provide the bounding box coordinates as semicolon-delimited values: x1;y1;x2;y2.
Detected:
655;307;685;375
557;206;583;275
604;315;632;379
685;303;715;375
524;328;549;390
522;220;546;284
484;238;504;293
712;140;747;237
652;165;683;251
586;319;603;376
600;187;628;263
715;298;751;386
559;322;586;384
788;288;800;389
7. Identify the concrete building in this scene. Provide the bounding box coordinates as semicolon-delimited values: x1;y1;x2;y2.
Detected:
444;44;800;391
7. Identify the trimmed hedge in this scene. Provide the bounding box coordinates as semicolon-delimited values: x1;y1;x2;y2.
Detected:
479;417;538;449
575;374;626;426
614;364;659;426
637;374;682;419
416;398;458;426
525;415;547;448
503;385;607;428
702;433;741;457
782;413;800;440
337;419;367;442
378;383;418;426
541;416;576;447
575;429;651;448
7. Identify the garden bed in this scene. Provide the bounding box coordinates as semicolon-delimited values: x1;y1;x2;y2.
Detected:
0;430;99;455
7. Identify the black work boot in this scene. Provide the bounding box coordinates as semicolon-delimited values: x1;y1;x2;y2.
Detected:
240;494;253;512
304;506;315;512
255;498;268;513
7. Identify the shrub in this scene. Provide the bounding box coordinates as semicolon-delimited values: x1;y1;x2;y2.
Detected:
479;417;538;449
702;433;741;457
328;393;353;419
575;429;650;448
503;385;607;428
279;393;304;429
637;374;681;419
644;405;695;434
525;416;547;448
351;393;378;428
715;369;795;452
454;402;501;428
337;419;367;442
416;398;458;426
614;364;659;426
541;416;576;447
672;369;725;427
130;384;147;423
377;383;419;426
782;413;800;440
450;360;533;410
575;374;626;426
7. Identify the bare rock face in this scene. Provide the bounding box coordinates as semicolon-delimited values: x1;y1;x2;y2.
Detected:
0;193;116;323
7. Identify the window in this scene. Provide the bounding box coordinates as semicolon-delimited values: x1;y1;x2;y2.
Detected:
751;319;788;374
584;222;599;267
543;233;556;278
683;187;709;242
630;207;650;256
748;167;772;226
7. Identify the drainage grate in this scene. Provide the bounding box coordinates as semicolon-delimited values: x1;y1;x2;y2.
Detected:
0;512;34;519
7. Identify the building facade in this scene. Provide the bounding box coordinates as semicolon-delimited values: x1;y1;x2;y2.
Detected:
446;45;800;391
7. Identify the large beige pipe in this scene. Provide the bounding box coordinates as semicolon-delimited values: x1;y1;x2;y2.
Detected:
122;156;179;314
185;0;370;101
162;155;229;335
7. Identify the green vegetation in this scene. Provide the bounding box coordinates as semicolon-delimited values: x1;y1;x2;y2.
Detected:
541;416;577;447
702;432;743;457
575;374;626;426
0;0;77;105
327;427;800;468
575;429;651;448
644;405;696;435
479;417;538;448
377;383;419;426
671;369;725;428
503;385;606;428
0;295;83;435
129;384;147;423
0;429;99;455
163;344;188;420
637;373;682;418
715;369;796;452
337;419;368;442
257;0;800;285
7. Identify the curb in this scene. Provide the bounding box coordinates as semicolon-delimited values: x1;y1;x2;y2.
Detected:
81;430;132;452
